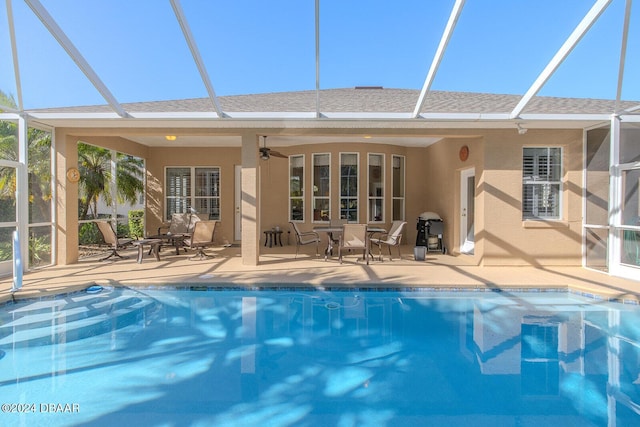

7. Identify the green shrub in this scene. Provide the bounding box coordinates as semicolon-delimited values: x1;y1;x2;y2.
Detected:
128;210;144;239
29;234;51;266
116;221;129;238
0;242;11;262
79;222;101;245
0;228;12;261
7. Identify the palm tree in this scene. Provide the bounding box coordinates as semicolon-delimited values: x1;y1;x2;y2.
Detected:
0;121;18;198
78;142;144;220
0;91;52;222
0;90;52;263
0;90;16;111
0;91;19;201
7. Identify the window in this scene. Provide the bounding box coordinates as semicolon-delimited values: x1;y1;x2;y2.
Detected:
340;153;358;222
522;147;562;219
313;153;330;221
193;168;220;219
368;153;384;222
165;167;220;220
289;155;304;221
392;155;405;221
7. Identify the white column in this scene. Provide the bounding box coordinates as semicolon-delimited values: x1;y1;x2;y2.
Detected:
110;150;118;225
608;115;620;274
17;115;28;271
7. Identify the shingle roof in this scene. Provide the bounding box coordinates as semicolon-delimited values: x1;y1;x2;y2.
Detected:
27;88;639;115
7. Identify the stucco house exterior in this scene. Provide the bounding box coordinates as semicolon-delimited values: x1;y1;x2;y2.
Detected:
13;87;637;281
1;0;638;282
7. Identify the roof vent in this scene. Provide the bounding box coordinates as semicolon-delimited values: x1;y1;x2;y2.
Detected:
355;86;383;90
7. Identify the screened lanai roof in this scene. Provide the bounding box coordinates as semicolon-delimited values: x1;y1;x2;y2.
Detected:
26;87;640;116
1;0;640;127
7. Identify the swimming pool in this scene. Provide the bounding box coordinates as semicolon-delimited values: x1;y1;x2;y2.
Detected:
1;287;639;426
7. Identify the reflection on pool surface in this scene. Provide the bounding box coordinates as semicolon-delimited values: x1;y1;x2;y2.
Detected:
1;287;639;426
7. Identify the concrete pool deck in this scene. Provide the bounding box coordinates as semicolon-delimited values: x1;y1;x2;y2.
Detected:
1;244;638;304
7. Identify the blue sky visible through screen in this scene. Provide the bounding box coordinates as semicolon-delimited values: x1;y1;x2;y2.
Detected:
1;0;639;110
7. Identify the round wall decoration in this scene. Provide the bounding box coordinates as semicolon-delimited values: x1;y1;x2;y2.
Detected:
66;167;80;183
459;145;469;162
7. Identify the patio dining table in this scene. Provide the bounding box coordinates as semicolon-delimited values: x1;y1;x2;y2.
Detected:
313;225;386;261
145;232;189;255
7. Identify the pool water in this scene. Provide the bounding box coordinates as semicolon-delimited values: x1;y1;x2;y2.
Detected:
1;287;639;426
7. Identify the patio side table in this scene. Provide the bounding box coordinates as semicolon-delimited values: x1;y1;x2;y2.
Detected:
132;239;162;263
263;230;283;247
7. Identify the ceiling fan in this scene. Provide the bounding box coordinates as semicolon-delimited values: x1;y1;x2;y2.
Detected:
259;136;286;160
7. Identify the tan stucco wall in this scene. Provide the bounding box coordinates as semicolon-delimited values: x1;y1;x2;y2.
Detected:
55;131;79;264
467;129;583;266
423;136;484;264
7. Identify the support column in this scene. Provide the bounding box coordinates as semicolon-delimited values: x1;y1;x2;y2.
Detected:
16;115;28;271
241;133;260;265
55;130;79;265
607;115;620;274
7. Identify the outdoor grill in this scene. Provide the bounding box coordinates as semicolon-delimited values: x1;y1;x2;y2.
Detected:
416;212;446;255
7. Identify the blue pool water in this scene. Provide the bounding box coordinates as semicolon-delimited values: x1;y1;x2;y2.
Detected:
1;287;639;426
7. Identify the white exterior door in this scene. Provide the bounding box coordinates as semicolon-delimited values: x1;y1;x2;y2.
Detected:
460;168;475;255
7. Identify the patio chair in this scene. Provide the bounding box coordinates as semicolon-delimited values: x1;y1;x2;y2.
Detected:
158;212;190;235
329;218;348;247
187;213;204;232
182;220;218;260
96;221;133;261
370;221;407;261
290;221;320;258
150;212;195;255
339;224;369;265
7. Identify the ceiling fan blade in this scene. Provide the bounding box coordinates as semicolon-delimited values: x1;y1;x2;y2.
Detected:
270;150;287;159
259;136;286;159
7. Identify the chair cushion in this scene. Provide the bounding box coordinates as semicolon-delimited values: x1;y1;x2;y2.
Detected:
168;213;190;234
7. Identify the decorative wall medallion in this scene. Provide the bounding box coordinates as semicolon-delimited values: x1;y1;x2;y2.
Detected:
66;167;80;183
459;145;469;162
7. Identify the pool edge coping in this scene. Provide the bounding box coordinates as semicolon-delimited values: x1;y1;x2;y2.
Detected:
2;281;639;307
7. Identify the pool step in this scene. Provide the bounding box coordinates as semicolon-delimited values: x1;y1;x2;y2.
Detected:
0;295;147;331
0;293;157;347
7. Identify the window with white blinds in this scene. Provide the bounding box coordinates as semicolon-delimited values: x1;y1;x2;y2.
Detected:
522;147;562;219
165;167;220;220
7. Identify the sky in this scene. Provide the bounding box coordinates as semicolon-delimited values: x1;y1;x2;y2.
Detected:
1;0;639;110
